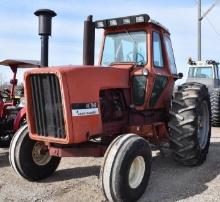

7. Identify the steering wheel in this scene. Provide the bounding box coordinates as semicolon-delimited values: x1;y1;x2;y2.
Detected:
126;52;145;65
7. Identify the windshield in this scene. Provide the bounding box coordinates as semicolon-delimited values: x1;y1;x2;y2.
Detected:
188;66;213;78
101;31;147;66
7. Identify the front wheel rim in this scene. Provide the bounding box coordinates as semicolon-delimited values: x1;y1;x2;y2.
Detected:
197;101;209;149
32;142;51;166
128;156;146;189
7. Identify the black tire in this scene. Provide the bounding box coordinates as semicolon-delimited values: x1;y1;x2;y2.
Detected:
210;88;220;127
9;124;61;181
101;134;152;202
169;82;211;166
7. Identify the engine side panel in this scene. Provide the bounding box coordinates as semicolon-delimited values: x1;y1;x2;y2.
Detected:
25;66;130;144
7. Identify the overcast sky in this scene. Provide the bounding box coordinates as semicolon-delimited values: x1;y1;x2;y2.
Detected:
0;0;219;82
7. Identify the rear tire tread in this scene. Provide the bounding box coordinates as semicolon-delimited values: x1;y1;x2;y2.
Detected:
210;88;220;127
169;82;211;166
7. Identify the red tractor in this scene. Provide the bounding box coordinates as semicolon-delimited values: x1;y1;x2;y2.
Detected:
9;10;211;202
0;59;39;147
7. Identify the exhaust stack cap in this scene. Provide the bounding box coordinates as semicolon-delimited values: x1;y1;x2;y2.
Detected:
87;15;93;21
34;9;57;36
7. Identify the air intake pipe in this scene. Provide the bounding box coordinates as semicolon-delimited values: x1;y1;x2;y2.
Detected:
83;15;95;65
34;9;57;67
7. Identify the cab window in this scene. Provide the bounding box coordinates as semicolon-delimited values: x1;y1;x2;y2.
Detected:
164;36;177;74
188;66;213;78
101;31;147;66
153;32;164;68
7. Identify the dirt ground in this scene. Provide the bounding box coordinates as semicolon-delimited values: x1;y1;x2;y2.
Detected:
1;128;220;202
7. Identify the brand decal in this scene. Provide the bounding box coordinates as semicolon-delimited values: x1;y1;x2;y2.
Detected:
72;102;99;116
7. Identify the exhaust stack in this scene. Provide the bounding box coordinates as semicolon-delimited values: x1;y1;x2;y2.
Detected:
83;15;95;65
34;9;57;67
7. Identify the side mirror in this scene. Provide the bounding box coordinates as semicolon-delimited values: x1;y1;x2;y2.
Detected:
178;72;183;79
10;79;18;85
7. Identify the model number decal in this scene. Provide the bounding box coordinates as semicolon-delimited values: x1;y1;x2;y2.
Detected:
72;102;99;116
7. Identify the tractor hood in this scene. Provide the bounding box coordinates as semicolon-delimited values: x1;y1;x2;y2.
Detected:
24;65;130;102
24;65;130;144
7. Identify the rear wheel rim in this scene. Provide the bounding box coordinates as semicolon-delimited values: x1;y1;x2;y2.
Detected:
32;142;51;166
197;101;209;149
128;156;145;189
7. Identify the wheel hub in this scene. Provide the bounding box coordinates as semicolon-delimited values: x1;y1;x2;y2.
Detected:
128;156;145;189
32;142;51;166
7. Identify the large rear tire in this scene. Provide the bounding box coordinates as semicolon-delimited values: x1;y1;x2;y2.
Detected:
101;134;152;202
210;88;220;127
169;82;211;166
9;124;61;181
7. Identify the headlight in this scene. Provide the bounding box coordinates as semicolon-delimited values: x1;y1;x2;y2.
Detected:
96;21;105;28
109;19;117;26
123;18;131;24
136;16;145;23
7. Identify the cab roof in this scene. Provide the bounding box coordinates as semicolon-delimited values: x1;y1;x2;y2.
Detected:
95;14;170;34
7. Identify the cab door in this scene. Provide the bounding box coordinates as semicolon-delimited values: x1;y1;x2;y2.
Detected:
128;31;148;107
148;31;176;108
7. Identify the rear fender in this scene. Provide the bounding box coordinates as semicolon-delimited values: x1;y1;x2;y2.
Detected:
13;107;26;133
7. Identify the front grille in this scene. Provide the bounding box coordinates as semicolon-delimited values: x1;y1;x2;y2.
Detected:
30;74;66;138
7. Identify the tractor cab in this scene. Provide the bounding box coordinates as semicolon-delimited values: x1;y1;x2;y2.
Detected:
93;15;180;109
186;59;220;89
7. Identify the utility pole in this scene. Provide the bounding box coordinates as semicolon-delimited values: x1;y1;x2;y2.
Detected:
197;0;219;61
198;0;201;60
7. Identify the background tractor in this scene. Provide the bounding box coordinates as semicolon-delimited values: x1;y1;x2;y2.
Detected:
186;59;220;126
0;59;39;147
9;9;211;202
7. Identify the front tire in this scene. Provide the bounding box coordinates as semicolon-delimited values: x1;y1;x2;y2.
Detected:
101;134;152;202
169;82;211;166
9;124;61;181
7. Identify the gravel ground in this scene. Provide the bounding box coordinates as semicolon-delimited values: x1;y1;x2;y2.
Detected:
1;128;220;202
